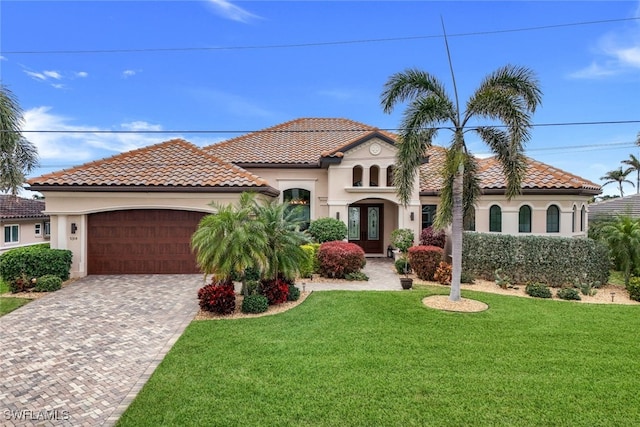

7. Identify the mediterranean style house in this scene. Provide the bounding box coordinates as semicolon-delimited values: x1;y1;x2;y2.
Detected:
0;195;50;253
27;118;600;277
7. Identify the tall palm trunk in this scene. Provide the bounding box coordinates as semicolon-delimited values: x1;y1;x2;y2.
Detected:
450;163;464;301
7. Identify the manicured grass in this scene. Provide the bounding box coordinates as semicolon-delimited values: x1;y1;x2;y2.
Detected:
118;289;640;426
0;279;10;294
0;297;30;316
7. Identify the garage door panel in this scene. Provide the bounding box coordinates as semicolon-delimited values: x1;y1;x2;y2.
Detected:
88;209;206;275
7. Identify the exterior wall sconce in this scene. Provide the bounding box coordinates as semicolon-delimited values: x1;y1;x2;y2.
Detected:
71;223;78;234
410;212;415;221
336;212;340;220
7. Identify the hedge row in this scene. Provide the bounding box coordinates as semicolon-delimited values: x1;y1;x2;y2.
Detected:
462;232;610;287
0;244;73;282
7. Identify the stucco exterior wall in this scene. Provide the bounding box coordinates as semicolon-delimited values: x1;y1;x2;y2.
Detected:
0;218;50;253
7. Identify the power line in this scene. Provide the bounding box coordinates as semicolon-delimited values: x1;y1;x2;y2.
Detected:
3;17;638;55
4;119;639;134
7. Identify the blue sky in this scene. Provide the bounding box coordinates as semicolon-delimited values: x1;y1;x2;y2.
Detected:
1;1;640;197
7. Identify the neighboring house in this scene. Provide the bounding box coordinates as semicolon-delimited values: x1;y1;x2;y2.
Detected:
588;193;640;219
27;118;600;278
0;195;50;253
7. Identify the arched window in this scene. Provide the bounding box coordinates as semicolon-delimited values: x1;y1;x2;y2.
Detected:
283;188;311;230
352;166;363;187
370;165;379;187
580;205;586;232
464;207;476;231
572;205;577;233
519;205;532;233
489;205;502;232
386;165;395;187
546;205;560;233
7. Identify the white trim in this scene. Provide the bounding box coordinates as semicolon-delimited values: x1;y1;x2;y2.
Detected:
3;224;19;244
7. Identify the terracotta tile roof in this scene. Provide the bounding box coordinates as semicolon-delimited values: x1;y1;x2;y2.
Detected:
0;195;48;220
27;139;277;193
204;117;397;165
420;148;601;194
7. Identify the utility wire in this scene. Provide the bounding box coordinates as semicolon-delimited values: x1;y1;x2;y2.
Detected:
2;17;638;55
4;119;640;134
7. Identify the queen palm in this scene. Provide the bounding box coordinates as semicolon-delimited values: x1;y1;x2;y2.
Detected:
601;215;640;287
621;154;640;194
381;65;541;301
0;85;39;195
600;167;634;198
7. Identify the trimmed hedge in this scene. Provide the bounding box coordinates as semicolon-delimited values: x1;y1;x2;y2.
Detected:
627;277;640;302
525;283;552;298
408;245;443;281
300;244;318;278
34;274;63;292
0;244;72;282
462;232;610;287
308;218;347;243
317;241;365;279
241;294;269;314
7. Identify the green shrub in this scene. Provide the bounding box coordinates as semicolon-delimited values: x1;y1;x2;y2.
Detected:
345;272;369;281
391;228;414;254
557;287;581;301
462;232;610;287
460;271;475;284
408;245;443;281
0;244;72;283
287;284;300;301
308;218;347;243
525;283;552;299
241;294;269;313
394;258;411;275
9;274;36;293
577;281;598;296
627;277;640;302
34;274;62;292
300;244;317;278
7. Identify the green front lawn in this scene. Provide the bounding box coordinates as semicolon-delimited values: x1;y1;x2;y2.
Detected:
0;297;30;316
0;279;10;294
118;289;640;426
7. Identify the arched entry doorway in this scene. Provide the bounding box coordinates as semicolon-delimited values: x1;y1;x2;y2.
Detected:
347;203;384;253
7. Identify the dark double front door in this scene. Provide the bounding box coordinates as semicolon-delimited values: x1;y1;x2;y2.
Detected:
348;204;383;254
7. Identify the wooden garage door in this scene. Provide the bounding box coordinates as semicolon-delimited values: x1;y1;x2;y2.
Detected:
88;209;206;274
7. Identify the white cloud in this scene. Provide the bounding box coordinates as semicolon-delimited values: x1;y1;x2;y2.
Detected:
206;0;261;23
43;70;62;79
75;71;88;78
122;69;140;78
0;56;7;61
568;62;618;79
22;106;169;166
25;70;47;81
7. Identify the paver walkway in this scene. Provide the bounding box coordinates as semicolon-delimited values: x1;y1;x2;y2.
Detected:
0;275;203;426
303;256;402;291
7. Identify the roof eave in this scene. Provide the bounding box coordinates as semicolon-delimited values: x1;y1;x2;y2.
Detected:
27;185;281;197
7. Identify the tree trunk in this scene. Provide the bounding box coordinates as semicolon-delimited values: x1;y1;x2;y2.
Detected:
449;163;463;302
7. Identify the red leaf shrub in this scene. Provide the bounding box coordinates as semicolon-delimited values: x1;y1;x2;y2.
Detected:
408;245;444;281
434;261;452;285
419;226;446;248
197;278;236;315
317;241;366;279
260;278;290;305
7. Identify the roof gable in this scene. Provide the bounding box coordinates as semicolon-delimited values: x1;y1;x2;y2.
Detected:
204;117;397;166
27;139;278;194
0;195;48;220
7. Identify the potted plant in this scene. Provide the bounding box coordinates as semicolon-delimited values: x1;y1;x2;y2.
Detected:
391;228;414;289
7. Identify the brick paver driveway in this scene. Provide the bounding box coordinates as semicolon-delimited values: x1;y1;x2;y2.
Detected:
0;275;203;426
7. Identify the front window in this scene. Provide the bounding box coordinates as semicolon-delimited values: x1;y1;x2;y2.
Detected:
35;223;42;236
489;205;502;232
572;205;577;233
283;188;311;230
4;225;19;244
370;165;379;187
421;205;437;230
519;205;532;233
44;221;51;237
352;166;363;187
546;205;560;233
580;206;586;232
386;166;395;187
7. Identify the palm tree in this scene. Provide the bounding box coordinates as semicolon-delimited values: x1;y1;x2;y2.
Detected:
622;154;640;194
601;215;640;287
600;167;634;198
381;65;541;301
0;85;39;195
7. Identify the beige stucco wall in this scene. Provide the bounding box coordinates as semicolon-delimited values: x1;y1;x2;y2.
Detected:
0;218;50;253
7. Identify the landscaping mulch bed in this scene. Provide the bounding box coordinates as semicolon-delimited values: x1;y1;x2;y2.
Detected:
194;291;311;320
0;278;78;300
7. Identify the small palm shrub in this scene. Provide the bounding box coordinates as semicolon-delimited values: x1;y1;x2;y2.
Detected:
287;283;300;301
34;274;62;292
408;245;443;281
308;218;347;243
495;268;512;289
317;241;366;279
419;226;446;248
433;262;452;285
525;283;552;299
241;294;269;314
627;277;640;302
577;280;597;296
260;278;290;305
557;287;581;301
197;280;236;315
